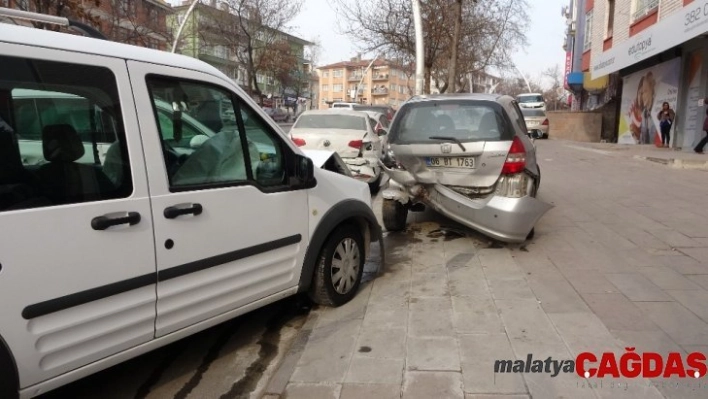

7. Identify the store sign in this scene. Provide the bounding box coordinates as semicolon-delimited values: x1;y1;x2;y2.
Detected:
591;0;708;79
564;51;572;89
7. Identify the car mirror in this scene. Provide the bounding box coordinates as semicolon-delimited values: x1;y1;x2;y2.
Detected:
295;154;315;186
190;135;209;149
377;127;388;136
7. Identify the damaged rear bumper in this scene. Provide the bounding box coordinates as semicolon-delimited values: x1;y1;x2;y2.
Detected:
343;157;379;183
380;164;553;243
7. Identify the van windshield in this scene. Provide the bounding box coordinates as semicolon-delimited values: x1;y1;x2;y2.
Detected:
392;101;508;142
294;114;366;130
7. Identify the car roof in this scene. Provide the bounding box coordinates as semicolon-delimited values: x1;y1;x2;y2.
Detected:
301;109;368;117
0;23;228;81
405;92;511;104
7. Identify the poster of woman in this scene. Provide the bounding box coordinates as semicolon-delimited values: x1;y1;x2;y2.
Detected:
618;57;681;145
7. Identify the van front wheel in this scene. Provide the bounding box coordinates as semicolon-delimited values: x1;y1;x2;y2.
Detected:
308;225;365;307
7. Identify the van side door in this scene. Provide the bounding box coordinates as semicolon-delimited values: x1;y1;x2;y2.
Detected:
126;61;310;337
0;49;156;389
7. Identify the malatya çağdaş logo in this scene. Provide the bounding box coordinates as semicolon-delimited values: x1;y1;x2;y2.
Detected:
494;349;707;379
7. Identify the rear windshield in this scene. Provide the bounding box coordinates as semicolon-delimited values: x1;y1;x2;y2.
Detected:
521;109;546;117
389;101;510;143
518;95;543;103
353;105;387;112
294;114;366;130
331;103;352;108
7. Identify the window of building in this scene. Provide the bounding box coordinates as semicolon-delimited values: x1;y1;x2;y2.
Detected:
321;84;329;92
1;55;132;212
632;0;659;22
333;84;343;92
333;69;343;78
584;11;593;51
323;71;329;78
606;0;615;38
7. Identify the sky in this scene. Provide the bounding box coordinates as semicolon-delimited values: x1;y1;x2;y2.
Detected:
287;0;569;88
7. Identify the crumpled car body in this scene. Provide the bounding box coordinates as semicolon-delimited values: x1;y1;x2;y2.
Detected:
379;93;553;243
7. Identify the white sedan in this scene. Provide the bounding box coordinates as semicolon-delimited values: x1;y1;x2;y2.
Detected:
289;109;387;192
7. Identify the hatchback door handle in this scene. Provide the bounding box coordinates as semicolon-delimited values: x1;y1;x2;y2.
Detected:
164;203;203;219
92;212;141;230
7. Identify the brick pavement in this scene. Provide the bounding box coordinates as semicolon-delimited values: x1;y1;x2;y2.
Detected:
265;139;708;399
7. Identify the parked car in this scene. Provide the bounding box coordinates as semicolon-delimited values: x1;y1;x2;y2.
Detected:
379;93;553;243
520;108;549;139
352;104;396;121
330;102;358;110
262;106;289;122
0;10;381;399
516;93;546;110
290;109;387;192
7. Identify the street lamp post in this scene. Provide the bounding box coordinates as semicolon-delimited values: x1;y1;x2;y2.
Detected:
512;63;532;93
412;0;425;95
171;0;200;53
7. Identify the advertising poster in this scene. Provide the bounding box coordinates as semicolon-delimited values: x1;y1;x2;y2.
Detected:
617;57;682;145
682;52;703;150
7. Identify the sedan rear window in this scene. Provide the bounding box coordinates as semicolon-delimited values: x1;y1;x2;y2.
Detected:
392;101;509;142
294;114;366;130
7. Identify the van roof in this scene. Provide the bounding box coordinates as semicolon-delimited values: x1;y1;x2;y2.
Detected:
0;23;227;81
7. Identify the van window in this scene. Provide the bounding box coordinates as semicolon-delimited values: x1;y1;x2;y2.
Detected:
146;76;285;189
0;55;132;212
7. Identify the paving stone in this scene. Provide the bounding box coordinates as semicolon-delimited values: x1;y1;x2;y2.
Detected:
603;273;673;302
527;278;591;314
495;299;570;358
612;330;686;355
465;395;530;399
411;272;449;297
634;302;708;346
607;224;672;250
548;312;621;353
458;333;527;394
690;275;708;290
661;255;708;275
448;265;491;298
451;296;505;334
363;296;409;330
344;357;404;384
620;248;667;268
402;371;464;399
487;277;537;301
649;229;704;248
577;221;638;251
666;289;708;323
478;249;526;280
291;320;359;383
354;327;406;359
522;372;596;399
563;270;620;294
369;273;411;299
580;293;661;332
339;383;400;399
408;297;454;337
283;383;340;399
679;247;708;264
407;336;460;371
637;267;703;290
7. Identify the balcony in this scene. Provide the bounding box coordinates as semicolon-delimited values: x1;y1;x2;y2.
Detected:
372;88;389;96
373;73;389;81
349;75;363;81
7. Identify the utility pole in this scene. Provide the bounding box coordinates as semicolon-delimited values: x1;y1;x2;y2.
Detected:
353;55;379;102
171;0;201;53
412;0;424;95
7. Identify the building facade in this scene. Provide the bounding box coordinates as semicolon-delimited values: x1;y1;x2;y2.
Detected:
317;57;414;109
2;0;173;50
579;0;708;150
469;71;502;93
170;1;312;105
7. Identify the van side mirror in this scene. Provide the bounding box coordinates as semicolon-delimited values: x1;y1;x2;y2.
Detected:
294;154;316;187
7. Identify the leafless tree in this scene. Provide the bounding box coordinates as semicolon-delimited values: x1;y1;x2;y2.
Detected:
12;0;101;31
334;0;529;94
100;0;172;48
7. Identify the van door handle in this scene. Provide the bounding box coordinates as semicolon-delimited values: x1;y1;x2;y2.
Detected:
164;203;203;219
92;212;141;230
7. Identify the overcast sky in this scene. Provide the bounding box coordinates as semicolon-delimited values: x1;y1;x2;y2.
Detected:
288;0;569;87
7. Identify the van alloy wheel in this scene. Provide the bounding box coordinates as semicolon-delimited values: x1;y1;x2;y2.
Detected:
331;238;360;294
308;225;365;306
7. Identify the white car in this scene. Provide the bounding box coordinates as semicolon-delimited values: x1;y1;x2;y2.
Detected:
330;102;358;110
0;9;381;399
289;109;387;192
516;93;546;110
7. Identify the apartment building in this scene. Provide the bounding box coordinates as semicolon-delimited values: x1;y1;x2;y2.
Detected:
566;0;708;150
2;0;173;50
317;57;414;109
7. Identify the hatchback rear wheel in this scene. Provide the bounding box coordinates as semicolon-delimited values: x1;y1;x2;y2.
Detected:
382;198;408;231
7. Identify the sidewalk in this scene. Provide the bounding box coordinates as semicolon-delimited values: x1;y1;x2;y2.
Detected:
262;140;708;399
557;140;708;170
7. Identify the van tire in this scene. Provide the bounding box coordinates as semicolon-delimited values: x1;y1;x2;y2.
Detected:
0;340;18;399
308;224;365;307
382;199;407;231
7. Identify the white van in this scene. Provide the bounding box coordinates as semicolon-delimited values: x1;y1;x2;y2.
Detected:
0;11;381;399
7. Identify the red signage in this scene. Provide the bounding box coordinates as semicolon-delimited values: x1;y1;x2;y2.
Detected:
564;51;572;89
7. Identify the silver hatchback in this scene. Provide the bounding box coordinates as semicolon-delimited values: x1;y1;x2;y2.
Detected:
379;93;552;243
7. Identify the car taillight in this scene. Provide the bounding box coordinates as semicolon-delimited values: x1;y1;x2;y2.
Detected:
292;137;306;147
501;136;526;175
542;119;549;126
348;140;363;149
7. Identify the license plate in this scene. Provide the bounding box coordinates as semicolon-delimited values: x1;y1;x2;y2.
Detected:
426;157;475;168
527;121;538;126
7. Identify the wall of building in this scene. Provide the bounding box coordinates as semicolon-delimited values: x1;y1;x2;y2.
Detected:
547;111;604;142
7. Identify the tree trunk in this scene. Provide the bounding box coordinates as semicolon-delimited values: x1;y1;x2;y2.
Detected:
424;66;431;94
447;0;463;94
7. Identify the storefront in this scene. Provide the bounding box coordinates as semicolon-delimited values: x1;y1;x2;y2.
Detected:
590;0;708;150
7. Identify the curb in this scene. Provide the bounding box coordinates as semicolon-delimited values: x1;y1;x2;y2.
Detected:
261;311;320;398
633;155;708;170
